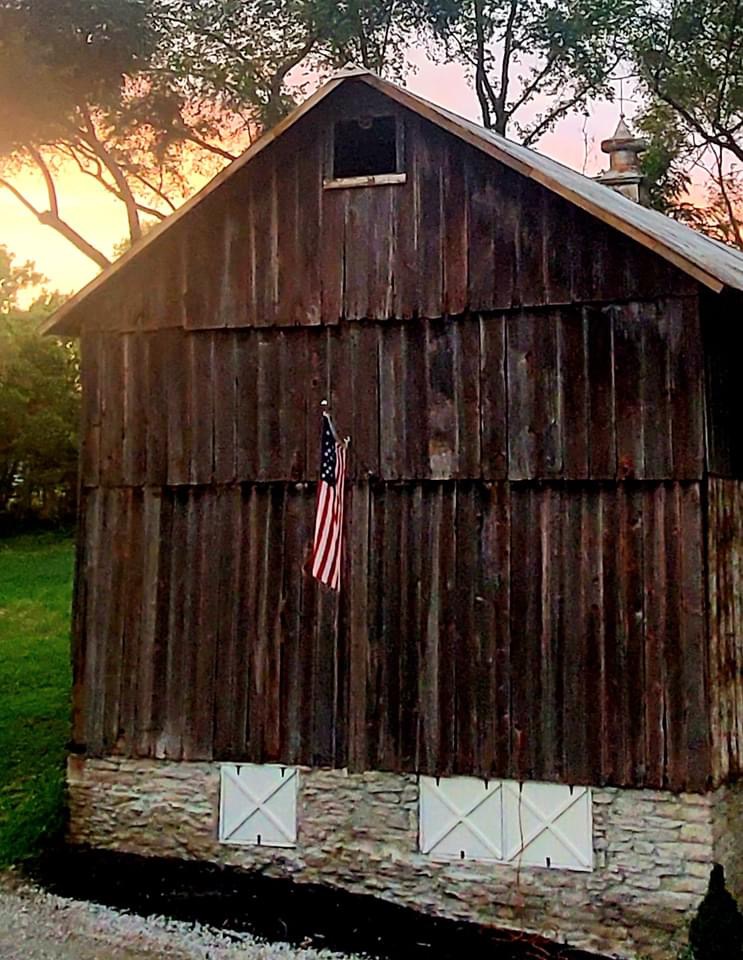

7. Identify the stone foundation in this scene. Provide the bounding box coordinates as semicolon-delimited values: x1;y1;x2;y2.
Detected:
67;756;743;959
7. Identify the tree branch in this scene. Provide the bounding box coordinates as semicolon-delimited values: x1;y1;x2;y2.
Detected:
715;148;743;248
77;157;168;221
498;0;519;131
715;0;741;127
378;0;398;74
473;0;496;128
180;127;237;161
506;53;559;121
77;102;142;243
0;177;111;269
653;85;743;165
263;31;319;126
26;145;59;218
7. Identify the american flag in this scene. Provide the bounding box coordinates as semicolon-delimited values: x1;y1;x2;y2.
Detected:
311;413;347;591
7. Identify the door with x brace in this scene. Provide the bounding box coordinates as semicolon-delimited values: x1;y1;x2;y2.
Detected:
219;764;298;847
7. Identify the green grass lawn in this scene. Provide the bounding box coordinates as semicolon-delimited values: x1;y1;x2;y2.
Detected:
0;532;74;866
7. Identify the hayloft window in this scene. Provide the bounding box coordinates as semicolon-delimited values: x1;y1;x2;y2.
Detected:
325;115;406;188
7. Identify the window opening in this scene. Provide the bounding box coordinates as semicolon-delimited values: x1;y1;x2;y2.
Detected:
333;116;399;179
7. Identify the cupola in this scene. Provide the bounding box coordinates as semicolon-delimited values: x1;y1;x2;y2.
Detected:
596;116;648;204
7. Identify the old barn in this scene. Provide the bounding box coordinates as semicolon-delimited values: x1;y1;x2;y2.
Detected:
46;70;743;959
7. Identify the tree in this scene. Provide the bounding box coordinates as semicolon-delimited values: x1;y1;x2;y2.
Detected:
631;0;743;247
149;0;418;128
0;247;79;528
0;0;417;272
0;0;157;264
0;0;254;269
633;0;743;168
416;0;635;141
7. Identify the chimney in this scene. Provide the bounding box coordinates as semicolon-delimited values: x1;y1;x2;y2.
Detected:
596;116;648;204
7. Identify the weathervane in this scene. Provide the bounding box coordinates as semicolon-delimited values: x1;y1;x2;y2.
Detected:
610;73;639;119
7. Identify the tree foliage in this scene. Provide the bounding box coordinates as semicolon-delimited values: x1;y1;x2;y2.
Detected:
633;0;743;167
0;246;78;530
632;0;743;245
152;1;417;128
417;0;634;140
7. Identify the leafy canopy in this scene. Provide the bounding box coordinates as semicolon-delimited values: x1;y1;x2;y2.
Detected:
0;247;78;527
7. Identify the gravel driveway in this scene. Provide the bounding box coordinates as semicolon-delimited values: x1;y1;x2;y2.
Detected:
0;871;365;960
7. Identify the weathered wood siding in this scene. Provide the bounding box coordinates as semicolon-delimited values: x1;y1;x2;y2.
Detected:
80;302;704;488
70;83;718;791
708;478;743;783
74;478;708;790
74;303;711;791
71;84;696;334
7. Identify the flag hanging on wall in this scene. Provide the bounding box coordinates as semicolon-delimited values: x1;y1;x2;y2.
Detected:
311;412;347;591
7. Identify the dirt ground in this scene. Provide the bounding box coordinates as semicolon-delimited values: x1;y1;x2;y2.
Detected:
0;870;363;960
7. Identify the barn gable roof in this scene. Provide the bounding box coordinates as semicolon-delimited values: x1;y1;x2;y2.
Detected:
43;68;743;335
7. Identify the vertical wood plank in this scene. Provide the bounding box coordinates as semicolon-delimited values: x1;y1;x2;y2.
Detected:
456;317;481;478
320;188;345;325
443;141;468;316
188;332;215;485
454;483;478;771
679;482;709;790
639;302;673;479
280;329;307;480
479;314;507;480
344;189;372;321
276;151;299;325
122;334;147;486
347;482;370;771
213;333;238;484
236;331;259;480
279;484;311;764
367;186;395;320
392;129;419;320
426;319;457;479
80;332;102;487
296;135;323;325
100;335;124;486
135;487;162;757
585;305;616;479
165;329;191;485
558;308;590;479
379;324;406;480
161;488;188;759
507;311;561;479
83;487;107;756
103;488;131;752
613;303;645;480
416;127;444;319
561;489;589;784
213;486;243;758
145;331;168;485
669;296;705;479
466;155;496;312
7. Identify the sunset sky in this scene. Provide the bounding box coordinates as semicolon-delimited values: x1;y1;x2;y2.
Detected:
0;53;661;305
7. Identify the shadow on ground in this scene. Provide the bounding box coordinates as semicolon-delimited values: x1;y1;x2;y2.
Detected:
27;846;609;960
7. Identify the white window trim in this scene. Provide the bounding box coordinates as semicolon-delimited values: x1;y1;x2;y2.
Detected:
323;172;407;190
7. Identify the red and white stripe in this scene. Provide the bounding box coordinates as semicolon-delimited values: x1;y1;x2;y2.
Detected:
311;440;347;590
